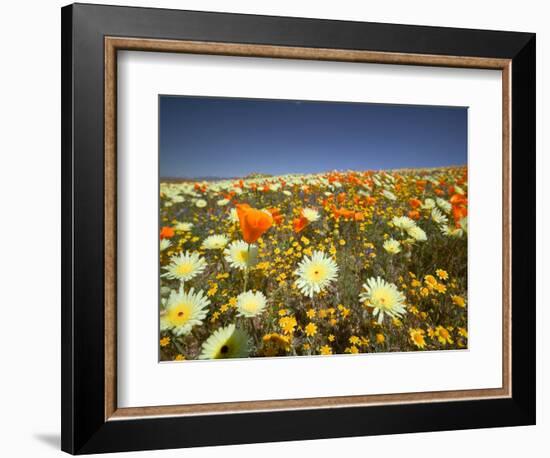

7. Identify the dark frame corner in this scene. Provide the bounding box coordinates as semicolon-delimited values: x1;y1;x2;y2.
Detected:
62;3;535;454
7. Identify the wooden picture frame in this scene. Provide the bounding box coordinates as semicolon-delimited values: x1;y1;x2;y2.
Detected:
62;3;535;454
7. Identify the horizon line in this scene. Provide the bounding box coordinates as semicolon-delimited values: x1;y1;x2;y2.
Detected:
160;163;468;182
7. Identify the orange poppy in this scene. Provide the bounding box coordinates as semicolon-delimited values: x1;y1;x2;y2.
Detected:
409;198;422;209
341;209;355;219
450;193;467;206
160;226;174;239
293;216;309;233
235;204;273;243
364;196;377;206
348;175;360;185
267;208;284;225
452;205;468;224
332;207;355;220
331;207;343;219
416;179;427;190
408;210;421;220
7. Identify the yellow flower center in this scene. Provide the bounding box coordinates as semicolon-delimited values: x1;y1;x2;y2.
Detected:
237;250;249;264
371;289;393;310
176;263;194;275
241;299;259;314
305;263;327;283
167;302;193;326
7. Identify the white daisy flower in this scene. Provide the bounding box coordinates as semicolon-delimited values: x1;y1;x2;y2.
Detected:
359;277;407;324
436;197;452;214
224;240;258;270
160;239;172;251
175;222;193;232
236;290;268;318
228;208;239;223
440;224;464;238
421;198;436;210
431;208;448;224
383;238;401;254
160;286;210;336
199;324;250;359
302;207;320;223
162;251;207;281
201;234;229;250
407;225;427;242
392;216;416;231
294;251;339;298
217;198;230;206
195;199;207;208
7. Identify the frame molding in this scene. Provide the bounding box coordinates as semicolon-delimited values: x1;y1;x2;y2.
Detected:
62;3;535;454
104;36;512;421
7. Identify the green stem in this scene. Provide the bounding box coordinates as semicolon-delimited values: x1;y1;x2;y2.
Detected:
218;251;226;273
243;244;251;292
173;337;186;356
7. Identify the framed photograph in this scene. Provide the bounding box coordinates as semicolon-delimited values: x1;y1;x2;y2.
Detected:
61;3;536;454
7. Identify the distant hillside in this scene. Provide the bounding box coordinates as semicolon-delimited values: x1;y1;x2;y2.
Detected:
161;172;275;183
160;176;239;183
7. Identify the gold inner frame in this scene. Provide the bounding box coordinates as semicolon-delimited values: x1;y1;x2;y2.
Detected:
104;37;512;421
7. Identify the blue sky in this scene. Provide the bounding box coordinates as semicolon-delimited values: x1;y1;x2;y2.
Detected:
159;95;467;178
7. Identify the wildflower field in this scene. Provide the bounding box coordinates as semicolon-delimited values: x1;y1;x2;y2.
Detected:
159;166;468;361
